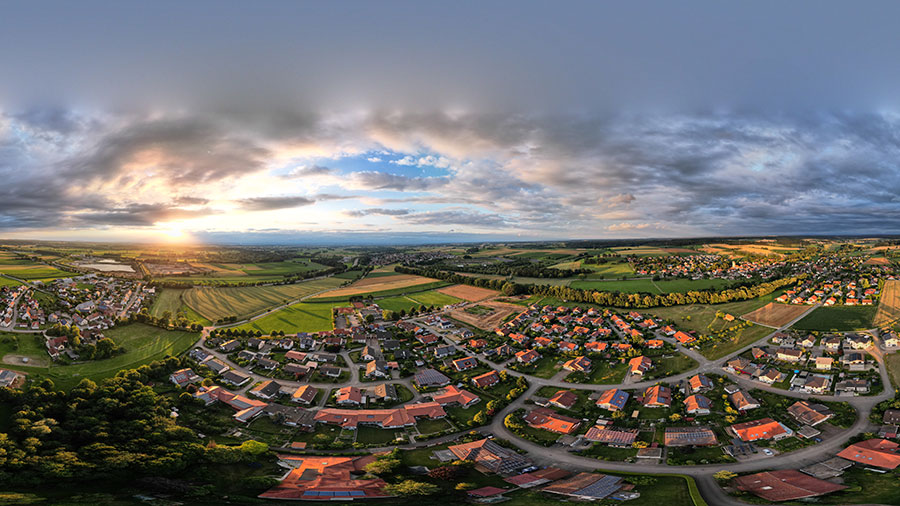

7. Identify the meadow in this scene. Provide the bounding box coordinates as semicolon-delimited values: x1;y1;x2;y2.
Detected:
156;257;329;284
791;305;878;332
375;289;463;313
230;302;338;334
307;274;440;299
0;323;198;390
0;253;76;281
874;279;900;327
182;277;345;322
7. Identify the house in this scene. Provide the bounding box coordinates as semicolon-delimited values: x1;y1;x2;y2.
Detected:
0;369;22;388
523;407;581;434
585;341;608;352
841;352;866;370
883;409;900;424
448;438;531;475
284;363;310;378
319;365;342;378
776;347;803;362
434;345;455;358
472;370;501;388
836;439;900;470
642;385;671;408
835;378;870;394
413;368;451;388
250;380;283;400
432;385;480;407
751;347;768;360
365;359;388;378
730;418;793;441
258;455;391;500
219;339;241;353
336;386;363;405
645;339;664;349
494;344;514;356
169;368;200;387
883;334;900;348
452;356;479;372
799;335;816;347
361;346;376;361
815;356;833;371
822;336;843;351
256;357;279;370
562;356;592;373
369;383;398;402
729;390;760;411
846;335;872;350
757;369;783;384
733;470;847;502
684;394;712;415
595;388;629;411
725;357;755;375
221;370;251;387
557;341;578;353
687;374;713;393
628;356;652;376
291;385;318;405
542;473;626;501
664;427;718;447
515;349;541;365
203;358;231;375
787;401;833;426
547;390;579;410
802;375;832;394
674;331;696;344
584;425;639;445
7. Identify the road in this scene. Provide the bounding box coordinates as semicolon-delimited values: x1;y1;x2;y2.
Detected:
196;302;897;506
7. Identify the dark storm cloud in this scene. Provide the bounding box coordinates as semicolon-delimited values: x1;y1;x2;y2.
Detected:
72;203;215;226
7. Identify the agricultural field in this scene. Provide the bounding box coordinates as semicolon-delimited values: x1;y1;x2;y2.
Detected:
150;288;212;325
582;261;635;278
230;302;339;334
791;305;878;332
0;323;198;390
609;246;668;256
182;277;345;322
742;302;812;328
569;277;733;293
375;289;463;313
308;274;441;299
157;257;328;284
874;279;900;327
447;300;522;330
0;253;76;281
885;352;900;393
0;276;23;287
436;284;498;301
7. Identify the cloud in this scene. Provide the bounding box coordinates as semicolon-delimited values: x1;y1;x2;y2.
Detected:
236;196;316;211
344;208;411;217
391;155;452;168
403;210;509;227
606;222;653;232
282;164;332;178
347;171;449;191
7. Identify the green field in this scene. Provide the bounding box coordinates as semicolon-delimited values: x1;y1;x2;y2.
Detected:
150;288;186;317
182;277;345;322
570;277;733;293
308;280;452;302
0;323;198;390
156;258;329;284
0;276;23;287
376;296;422;313
791;305;878;331
886;352;900;392
406;290;461;307
583;262;635;278
647;290;785;335
230;302;338;334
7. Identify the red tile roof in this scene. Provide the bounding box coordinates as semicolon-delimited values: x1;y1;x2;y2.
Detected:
837;439;900;469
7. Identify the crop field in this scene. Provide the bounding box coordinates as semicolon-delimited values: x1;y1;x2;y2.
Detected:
583;262;635;278
0;276;23;287
792;305;878;332
609;246;668;256
0;323;198;390
647;290;786;336
569;277;732;293
874;279;900;327
308;274;439;299
0;254;75;281
376;289;463;313
182;277;345;322
150;288;186;317
742;302;812;328
447;300;522;330
230;302;338;334
156;258;328;284
437;284;498;301
376;296;422;313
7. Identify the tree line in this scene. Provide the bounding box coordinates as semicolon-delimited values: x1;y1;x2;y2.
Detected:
397;265;804;308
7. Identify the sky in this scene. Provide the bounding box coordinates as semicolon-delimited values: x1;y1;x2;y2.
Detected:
2;1;900;245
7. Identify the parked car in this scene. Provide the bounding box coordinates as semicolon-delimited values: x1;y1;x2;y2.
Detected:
762;449;774;456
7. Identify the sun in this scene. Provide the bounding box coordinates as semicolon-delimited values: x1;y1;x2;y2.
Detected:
158;223;188;242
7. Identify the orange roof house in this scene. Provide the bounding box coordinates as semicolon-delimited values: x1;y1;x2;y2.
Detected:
642;385;671;408
684;394;712;415
523;407;581;434
645;339;664;349
336;386;362;405
837;439;900;469
314;402;446;429
472;370;501;388
547;390;579;410
628;356;652;375
730;418;793;441
585;341;608;352
674;331;696;344
432;385;480;407
448;438;531;475
563;356;592;373
259;455;390;500
733;470;846;502
595;388;629;411
515;349;541;364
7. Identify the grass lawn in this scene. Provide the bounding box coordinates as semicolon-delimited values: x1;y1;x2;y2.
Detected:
647;289;788;335
791;305;878;331
407;290;462;307
649;353;699;379
0;323;198;390
231;301;337;334
578;443;638;461
697;324;773;360
416;417;453;434
571;278;734;294
355;425;403;445
511;355;559;379
583;262;635;278
885;352;900;392
567;360;628;384
375;296;421;313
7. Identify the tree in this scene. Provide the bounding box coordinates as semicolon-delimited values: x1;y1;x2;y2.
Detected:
384;480;439;496
364;457;401;475
713;470;737;481
472;411;486;425
427;465;463;480
668;413;682;422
